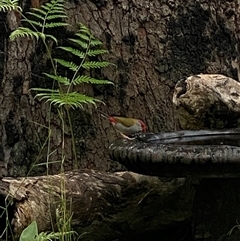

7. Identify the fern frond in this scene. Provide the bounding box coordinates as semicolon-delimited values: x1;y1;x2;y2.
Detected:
68;38;88;49
44;22;68;28
55;59;78;71
44;73;70;85
75;33;90;42
26;0;67;32
33;90;101;109
78;23;91;35
58;47;85;58
90;39;103;46
48;92;101;108
72;75;113;85
41;0;64;11
45;34;58;44
46;14;67;20
82;61;110;70
87;49;108;57
22;19;43;27
46;9;66;14
9;27;41;41
27;11;45;21
31;88;59;93
30;8;47;15
0;0;22;12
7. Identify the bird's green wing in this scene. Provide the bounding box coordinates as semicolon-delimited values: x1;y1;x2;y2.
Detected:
113;117;135;127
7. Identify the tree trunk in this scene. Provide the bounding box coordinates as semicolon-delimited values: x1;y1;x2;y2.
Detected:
1;1;240;240
1;0;240;176
0;170;195;240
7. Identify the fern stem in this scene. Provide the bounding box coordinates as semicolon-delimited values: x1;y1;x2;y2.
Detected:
66;109;78;169
46;107;52;175
41;0;60;34
67;35;92;94
58;107;65;171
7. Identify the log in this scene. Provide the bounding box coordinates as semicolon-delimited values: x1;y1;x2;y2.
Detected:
173;74;240;130
0;169;195;240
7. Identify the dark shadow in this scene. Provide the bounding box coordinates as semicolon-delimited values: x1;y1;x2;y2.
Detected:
120;222;193;241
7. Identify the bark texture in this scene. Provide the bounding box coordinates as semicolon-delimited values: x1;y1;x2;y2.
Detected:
0;169;195;240
1;0;240;175
173;74;240;129
68;0;240;172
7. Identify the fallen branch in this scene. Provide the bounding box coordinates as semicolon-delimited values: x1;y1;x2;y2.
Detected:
0;169;194;240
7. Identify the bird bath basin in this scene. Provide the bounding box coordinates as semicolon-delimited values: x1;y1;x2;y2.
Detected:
109;129;240;178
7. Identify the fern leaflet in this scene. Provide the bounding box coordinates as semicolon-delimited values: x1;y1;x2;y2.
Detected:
75;33;91;42
77;23;91;35
72;75;113;85
44;22;68;28
90;39;103;46
27;12;45;21
82;61;110;70
22;19;44;28
9;27;41;41
68;38;88;49
8;0;68;44
58;46;85;58
87;49;109;57
0;0;22;12
55;59;78;72
33;89;102;109
44;73;70;85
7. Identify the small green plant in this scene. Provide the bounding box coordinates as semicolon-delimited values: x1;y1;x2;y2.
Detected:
0;0;113;240
0;0;22;12
32;22;113;109
19;221;75;241
227;220;240;236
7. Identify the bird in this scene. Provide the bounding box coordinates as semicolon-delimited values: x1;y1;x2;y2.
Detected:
98;111;147;139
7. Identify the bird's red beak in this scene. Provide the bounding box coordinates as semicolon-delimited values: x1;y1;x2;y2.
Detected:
108;116;117;124
139;120;147;132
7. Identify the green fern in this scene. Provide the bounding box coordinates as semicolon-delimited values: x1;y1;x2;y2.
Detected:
35;23;114;109
9;27;42;41
58;47;85;58
0;0;22;12
2;0;114;237
43;73;70;85
68;38;88;49
55;59;79;72
2;0;113;110
82;61;110;70
9;0;68;42
72;75;112;85
87;49;109;56
32;89;102;109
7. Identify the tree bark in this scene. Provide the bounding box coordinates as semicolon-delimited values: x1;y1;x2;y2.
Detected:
1;0;240;176
0;169;195;240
